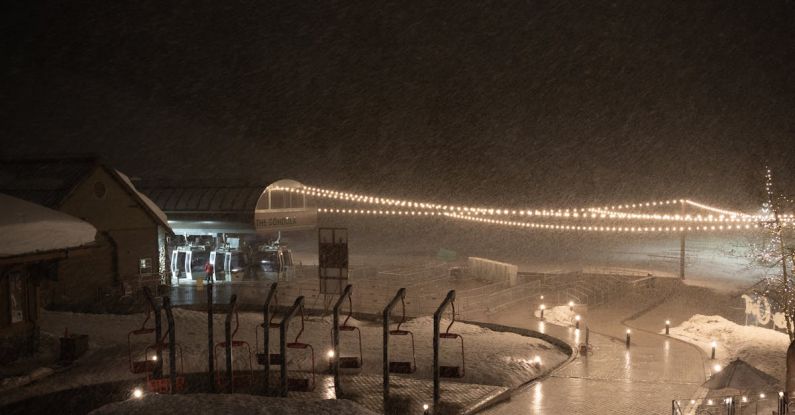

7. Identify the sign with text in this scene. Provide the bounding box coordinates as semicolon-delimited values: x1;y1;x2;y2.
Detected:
318;227;348;294
254;208;318;233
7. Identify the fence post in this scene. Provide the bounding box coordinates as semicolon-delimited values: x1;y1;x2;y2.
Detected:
433;290;456;411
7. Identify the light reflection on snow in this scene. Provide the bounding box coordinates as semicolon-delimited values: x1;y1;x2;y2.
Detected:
533;382;543;412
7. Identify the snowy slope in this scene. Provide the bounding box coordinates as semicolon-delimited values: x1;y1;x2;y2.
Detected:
534;305;576;327
0;193;96;257
114;170;169;225
667;314;788;381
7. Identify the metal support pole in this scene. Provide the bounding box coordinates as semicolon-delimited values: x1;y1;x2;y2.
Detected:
332;284;353;398
280;296;305;397
142;287;163;378
433;290;456;411
383;288;407;408
163;296;177;394
207;277;214;392
263;283;277;395
680;200;686;280
225;294;237;390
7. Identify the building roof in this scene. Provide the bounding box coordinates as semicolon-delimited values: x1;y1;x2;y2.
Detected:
0;193;97;258
139;186;264;214
0;157;172;233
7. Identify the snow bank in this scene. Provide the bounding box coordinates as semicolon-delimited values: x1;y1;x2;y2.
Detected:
0;193;96;257
533;305;576;327
667;314;788;380
90;393;376;415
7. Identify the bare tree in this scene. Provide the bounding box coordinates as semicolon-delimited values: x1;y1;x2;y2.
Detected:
753;167;795;341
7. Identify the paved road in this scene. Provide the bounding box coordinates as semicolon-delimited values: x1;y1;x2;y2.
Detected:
478;301;707;414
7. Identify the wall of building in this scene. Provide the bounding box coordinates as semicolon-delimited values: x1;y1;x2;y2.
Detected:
54;167;161;307
0;263;42;363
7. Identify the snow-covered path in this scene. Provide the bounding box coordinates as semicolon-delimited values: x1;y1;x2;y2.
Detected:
479;299;708;415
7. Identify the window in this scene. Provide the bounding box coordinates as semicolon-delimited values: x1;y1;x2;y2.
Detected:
139;258;154;275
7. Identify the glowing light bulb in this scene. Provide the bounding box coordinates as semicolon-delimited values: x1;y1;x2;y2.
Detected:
132;388;143;399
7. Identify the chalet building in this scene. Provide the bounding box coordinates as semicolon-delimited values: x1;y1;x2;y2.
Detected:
0;158;172;311
0;194;96;362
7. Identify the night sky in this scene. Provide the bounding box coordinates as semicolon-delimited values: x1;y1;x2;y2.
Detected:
2;1;794;210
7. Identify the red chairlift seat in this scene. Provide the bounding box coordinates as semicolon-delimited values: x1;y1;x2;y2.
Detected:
215;307;254;390
337;296;363;370
144;340;186;393
128;308;156;374
438;301;465;379
285;304;316;391
388;296;417;374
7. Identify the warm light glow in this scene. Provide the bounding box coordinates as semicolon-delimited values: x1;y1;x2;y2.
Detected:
327;350;335;358
423;404;429;411
575;315;581;321
540;304;545;310
533;355;542;365
713;364;722;372
665;320;670;325
626;329;631;334
760;393;766;399
711;340;717;348
568;301;574;307
707;399;713;405
151;355;157;361
741;396;747;403
132;388;143;399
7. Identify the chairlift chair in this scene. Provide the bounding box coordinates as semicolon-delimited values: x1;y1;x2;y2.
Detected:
255;296;284;366
127;306;156;374
285;303;316;391
388;296;417;374
337;295;363;370
214;306;254;390
144;335;186;393
438;300;465;378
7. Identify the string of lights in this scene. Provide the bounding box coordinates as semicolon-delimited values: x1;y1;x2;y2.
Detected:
272;185;792;223
317;207;779;233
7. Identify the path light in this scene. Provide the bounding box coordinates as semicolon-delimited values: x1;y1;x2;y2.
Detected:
711;340;717;359
540;295;544;300
690;399;695;404
575;315;581;329
539;304;545;320
713;364;722;372
707;399;713;405
665;320;670;335
132;387;143;399
625;329;631;348
780;391;784;398
760;393;766;399
533;355;542;367
568;301;574;311
327;350;335;359
741;396;747;403
423;403;430;415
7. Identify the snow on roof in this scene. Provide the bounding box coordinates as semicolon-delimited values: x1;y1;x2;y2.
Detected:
114;170;170;226
0;193;96;257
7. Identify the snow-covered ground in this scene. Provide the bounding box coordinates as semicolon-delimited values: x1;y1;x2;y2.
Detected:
4;308;566;402
666;314;788;381
533;305;576;327
89;393;376;415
